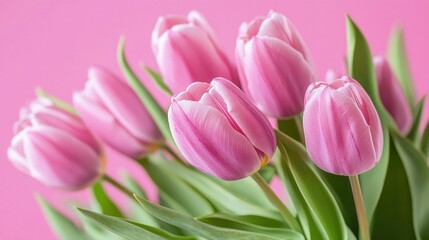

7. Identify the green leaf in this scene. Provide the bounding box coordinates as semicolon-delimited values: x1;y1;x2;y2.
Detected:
153;157;281;219
139;158;215;216
78;208;195;240
197;213;304;240
388;26;415;107
35;88;77;115
143;65;173;96
346;15;393;223
275;130;347;240
92;182;124;217
319;173;358;236
135;196;295;240
117;37;174;144
392;131;429;239
371;134;417;239
36;195;90;240
407;97;426;143
420;122;429;156
278;118;301;143
80;215;126;240
122;173;160;227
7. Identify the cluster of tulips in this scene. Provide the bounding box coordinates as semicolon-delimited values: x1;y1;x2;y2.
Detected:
8;10;428;240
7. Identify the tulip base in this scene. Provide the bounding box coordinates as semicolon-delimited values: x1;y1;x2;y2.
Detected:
349;175;370;240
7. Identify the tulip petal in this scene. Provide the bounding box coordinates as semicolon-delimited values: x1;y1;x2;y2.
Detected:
73;92;149;158
207;78;276;157
169;100;261;180
304;86;380;175
7;131;30;174
374;57;412;133
242;37;314;117
156;25;235;93
152;15;188;54
30;105;100;154
88;67;162;144
23;126;101;190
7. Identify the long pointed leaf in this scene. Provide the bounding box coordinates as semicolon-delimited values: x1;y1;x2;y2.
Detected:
275;130;347;240
92;182;123;217
117;37;174;144
36;195;89;240
135;196;293;240
78;208;194;240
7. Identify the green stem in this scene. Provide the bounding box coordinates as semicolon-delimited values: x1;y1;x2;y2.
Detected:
251;172;301;232
294;115;305;143
103;175;134;199
349;175;370;240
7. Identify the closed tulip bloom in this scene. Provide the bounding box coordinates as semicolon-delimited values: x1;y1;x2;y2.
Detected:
7;98;104;190
168;78;276;180
374;56;412;134
152;11;239;93
303;76;383;175
73;67;163;158
236;11;316;118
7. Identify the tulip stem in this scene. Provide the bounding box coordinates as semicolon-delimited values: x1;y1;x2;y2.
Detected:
103;175;134;199
163;145;187;165
294;115;305;143
349;175;370;240
251;172;301;232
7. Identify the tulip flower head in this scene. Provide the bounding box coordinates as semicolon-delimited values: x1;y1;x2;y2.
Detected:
152;11;239;93
73;67;164;159
236;10;316;118
374;56;412;134
303;76;383;176
168;78;276;180
7;97;104;191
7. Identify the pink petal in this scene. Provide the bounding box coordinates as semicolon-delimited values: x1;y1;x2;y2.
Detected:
242;37;315;117
88;67;162;144
169;100;261;180
73;92;150;158
23;126;102;190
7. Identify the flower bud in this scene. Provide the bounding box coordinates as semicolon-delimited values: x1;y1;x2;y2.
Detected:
236;11;316;118
168;78;276;180
303;76;383;175
7;98;104;190
152;11;239;93
374;56;412;134
73;67;163;158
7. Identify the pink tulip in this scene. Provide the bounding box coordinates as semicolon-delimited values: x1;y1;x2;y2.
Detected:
374;56;412;134
168;78;276;180
303;76;383;175
7;98;104;190
236;11;316;118
152;11;239;93
73;67;163;158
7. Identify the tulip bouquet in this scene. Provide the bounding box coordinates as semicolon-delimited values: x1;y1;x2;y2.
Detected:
8;10;429;240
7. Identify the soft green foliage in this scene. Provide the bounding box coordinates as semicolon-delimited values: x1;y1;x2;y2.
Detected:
37;195;90;240
135;195;298;240
143;65;173;95
92;182;124;218
117;37;174;145
275;131;348;240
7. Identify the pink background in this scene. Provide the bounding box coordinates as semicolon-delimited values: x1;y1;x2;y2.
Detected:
1;0;429;239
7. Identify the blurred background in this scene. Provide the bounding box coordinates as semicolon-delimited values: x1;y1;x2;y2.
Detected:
1;0;428;239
